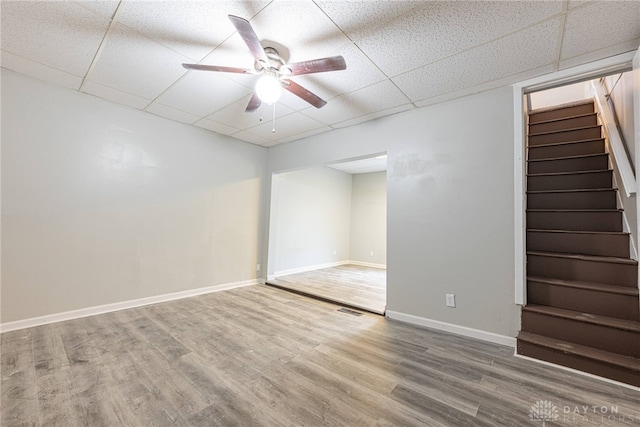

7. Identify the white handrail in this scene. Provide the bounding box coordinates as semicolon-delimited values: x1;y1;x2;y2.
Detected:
590;81;636;197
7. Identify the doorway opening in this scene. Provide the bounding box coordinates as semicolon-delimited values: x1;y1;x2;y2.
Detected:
266;154;387;314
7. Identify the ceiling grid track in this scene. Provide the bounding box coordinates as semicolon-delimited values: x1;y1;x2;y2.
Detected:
79;0;125;93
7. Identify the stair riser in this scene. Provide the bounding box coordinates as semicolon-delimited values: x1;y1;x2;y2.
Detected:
529;114;598;134
527;281;639;321
527;211;622;232
528;191;617;209
527;171;612;191
527;254;637;287
528;139;605;160
529;104;595;124
529;127;602;146
527;231;629;257
521;311;640;357
517;341;640;387
528;155;609;174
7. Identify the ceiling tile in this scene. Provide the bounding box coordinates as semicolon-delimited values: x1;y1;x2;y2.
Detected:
89;23;191;100
248;0;352;62
0;51;82;90
301;80;411;125
155;71;253;117
74;0;120;19
561;1;640;60
315;1;425;42
559;39;640;71
116;1;270;62
194;118;239;136
230;130;273;146
207;94;294;130
146;103;199;124
279;126;334;144
82;80;151;110
357;1;563;76
332;104;415;129
414;64;556;109
393;18;561;102
1;1;111;76
245;111;327;142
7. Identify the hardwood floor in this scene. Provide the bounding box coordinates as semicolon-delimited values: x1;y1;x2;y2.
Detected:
267;264;386;314
2;285;639;426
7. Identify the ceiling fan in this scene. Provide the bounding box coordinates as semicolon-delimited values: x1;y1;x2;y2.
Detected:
182;15;346;112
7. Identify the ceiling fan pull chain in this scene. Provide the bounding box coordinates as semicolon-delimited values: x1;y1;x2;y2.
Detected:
272;103;277;133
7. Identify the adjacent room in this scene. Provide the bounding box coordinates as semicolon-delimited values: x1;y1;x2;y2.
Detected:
2;1;639;426
266;156;387;314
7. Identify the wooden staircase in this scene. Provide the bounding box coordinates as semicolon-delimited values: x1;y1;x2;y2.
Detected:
517;100;640;387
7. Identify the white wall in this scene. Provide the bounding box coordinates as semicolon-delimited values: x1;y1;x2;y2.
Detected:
606;72;636;167
529;81;590;110
268;86;519;338
269;166;352;275
350;172;386;265
1;70;266;323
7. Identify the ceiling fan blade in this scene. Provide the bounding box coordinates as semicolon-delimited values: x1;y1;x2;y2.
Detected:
182;63;252;74
282;79;327;109
245;92;261;112
286;56;346;76
228;15;269;64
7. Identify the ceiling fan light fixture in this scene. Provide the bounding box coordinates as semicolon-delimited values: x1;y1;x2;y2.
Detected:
255;74;282;104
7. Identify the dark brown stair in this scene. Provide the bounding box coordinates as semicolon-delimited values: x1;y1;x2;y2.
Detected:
527;170;612;191
529;126;602;146
527;229;629;258
527;251;637;288
527;276;639;321
519;99;640;387
521;305;640;358
528;113;598;134
528;139;605;160
527;188;617;209
527;209;623;232
529;101;595;123
528;153;609;174
517;331;640;387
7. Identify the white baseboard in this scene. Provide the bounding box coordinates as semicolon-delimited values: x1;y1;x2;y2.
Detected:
0;279;258;333
385;310;516;347
348;260;386;269
270;260;350;279
268;260;386;281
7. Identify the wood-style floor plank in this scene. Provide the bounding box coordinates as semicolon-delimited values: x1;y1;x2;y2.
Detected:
267;264;386;314
2;284;639;426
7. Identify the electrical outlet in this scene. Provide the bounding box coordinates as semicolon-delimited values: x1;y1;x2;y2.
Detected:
333;249;337;256
256;264;261;272
446;294;455;307
370;250;374;257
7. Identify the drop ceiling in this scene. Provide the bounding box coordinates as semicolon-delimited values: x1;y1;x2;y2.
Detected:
2;1;639;147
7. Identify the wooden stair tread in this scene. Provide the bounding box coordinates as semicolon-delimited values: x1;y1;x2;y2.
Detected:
528;125;601;138
527;229;629;236
527;137;604;147
527;276;639;296
527;169;611;178
527;188;616;194
527;208;622;212
527;112;597;126
529;100;594;115
523;305;640;332
517;331;640;371
527;251;638;265
527;152;607;163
